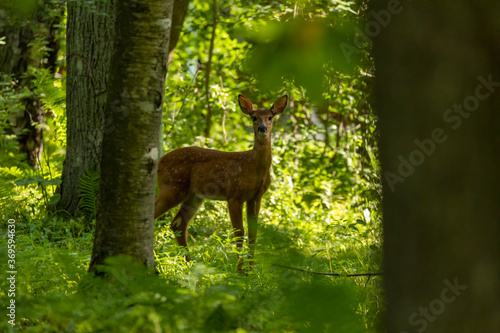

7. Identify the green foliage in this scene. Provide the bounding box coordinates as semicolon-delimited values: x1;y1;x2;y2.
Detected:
245;17;361;101
78;170;100;221
32;68;66;118
1;0;40;19
0;43;66;220
0;0;383;331
1;219;382;332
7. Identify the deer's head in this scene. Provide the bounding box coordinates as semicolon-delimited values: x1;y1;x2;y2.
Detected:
238;94;288;137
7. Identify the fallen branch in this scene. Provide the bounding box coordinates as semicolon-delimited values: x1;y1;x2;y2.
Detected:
273;264;383;277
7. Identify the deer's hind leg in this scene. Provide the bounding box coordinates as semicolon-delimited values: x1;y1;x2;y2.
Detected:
171;194;204;260
154;185;188;219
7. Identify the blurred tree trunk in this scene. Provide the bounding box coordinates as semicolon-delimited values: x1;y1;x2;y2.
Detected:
0;3;62;167
168;0;190;66
89;0;173;271
58;0;189;216
371;1;500;332
56;0;115;216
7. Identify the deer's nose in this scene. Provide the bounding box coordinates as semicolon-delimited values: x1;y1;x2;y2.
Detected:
258;125;267;133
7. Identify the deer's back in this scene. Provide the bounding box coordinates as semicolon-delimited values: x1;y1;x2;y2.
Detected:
157;146;268;201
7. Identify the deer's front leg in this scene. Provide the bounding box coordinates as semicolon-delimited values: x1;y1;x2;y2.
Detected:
228;198;245;273
246;198;261;268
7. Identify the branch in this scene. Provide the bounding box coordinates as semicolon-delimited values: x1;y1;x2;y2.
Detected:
204;0;217;139
273;264;383;277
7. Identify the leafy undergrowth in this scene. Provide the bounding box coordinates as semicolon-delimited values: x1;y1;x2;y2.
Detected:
1;188;383;332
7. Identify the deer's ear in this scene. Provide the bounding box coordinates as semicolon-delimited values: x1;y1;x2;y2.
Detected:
238;94;255;115
271;95;288;115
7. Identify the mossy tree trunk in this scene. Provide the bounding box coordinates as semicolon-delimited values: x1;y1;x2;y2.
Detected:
89;0;173;271
371;1;500;331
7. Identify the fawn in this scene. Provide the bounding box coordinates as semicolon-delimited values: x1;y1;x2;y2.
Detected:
154;94;288;272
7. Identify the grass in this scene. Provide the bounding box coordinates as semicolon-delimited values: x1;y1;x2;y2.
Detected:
1;191;383;332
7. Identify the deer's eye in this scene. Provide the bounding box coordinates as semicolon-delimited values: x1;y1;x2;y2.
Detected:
252;116;257;121
268;116;273;121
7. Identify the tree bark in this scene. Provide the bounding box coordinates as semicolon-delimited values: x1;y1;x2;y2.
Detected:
371;1;500;331
58;0;189;216
56;0;115;216
89;0;173;271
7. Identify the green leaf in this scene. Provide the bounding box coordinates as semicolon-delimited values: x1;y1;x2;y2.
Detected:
15;176;44;186
356;219;366;226
47;193;61;205
40;177;62;186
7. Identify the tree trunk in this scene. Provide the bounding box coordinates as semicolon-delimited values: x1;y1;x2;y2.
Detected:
89;0;173;271
168;0;190;66
0;4;62;167
56;0;115;216
371;1;500;332
58;0;189;216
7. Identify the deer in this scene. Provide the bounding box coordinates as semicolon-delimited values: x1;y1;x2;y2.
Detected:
154;94;288;273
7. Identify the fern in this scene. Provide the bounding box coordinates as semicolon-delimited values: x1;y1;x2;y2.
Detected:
78;169;100;220
32;68;66;117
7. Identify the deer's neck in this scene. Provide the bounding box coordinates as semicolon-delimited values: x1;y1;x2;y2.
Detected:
252;134;272;171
